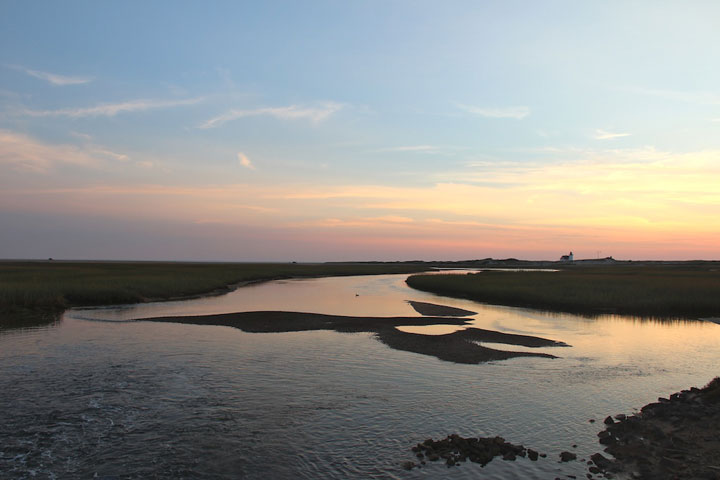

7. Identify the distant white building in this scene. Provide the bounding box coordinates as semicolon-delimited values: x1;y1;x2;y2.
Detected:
560;251;574;262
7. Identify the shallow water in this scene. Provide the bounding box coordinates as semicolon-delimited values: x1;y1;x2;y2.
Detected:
2;273;720;479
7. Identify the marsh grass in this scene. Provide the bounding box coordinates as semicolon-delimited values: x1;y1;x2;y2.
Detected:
0;261;427;314
406;265;720;318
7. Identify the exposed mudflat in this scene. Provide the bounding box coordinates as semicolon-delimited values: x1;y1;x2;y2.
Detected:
139;311;567;364
407;300;478;317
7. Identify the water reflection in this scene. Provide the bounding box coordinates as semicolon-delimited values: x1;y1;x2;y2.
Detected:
63;273;720;381
66;275;424;322
3;273;720;479
396;324;470;335
480;303;708;325
0;310;60;334
427;268;559;273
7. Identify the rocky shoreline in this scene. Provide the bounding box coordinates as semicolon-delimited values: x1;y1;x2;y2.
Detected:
407;378;720;479
591;377;720;479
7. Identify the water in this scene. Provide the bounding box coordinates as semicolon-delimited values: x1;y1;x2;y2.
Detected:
2;273;720;479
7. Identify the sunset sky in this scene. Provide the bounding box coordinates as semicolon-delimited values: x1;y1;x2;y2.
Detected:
1;1;719;261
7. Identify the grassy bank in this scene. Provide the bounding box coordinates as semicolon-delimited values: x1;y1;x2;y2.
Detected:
406;265;720;318
0;261;427;314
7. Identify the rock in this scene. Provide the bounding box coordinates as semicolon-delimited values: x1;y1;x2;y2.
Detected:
527;448;539;461
589;418;596;423
590;452;612;470
401;461;415;470
591;379;720;479
604;415;615;425
410;433;532;469
560;451;577;462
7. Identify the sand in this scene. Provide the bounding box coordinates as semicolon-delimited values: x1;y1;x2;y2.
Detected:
407;300;478;317
138;310;568;364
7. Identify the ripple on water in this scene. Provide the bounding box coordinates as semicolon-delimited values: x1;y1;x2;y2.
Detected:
2;274;720;479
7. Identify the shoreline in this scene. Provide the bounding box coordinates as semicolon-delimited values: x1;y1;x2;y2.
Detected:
587;378;720;479
405;267;720;319
0;262;430;325
6;260;720;320
405;379;720;479
407;300;477;317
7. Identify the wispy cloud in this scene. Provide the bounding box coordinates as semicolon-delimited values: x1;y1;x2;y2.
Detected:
456;103;530;119
0;129;100;173
385;145;436;152
594;129;631;140
0;129;137;174
69;131;130;161
70;131;93;141
198;102;343;129
7;64;93;86
311;215;415;228
237;152;255;170
22;97;203;118
90;147;129;161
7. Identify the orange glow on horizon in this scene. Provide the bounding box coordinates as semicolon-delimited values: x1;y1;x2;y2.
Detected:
2;139;719;260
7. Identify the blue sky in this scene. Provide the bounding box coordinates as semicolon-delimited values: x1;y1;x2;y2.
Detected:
1;1;720;261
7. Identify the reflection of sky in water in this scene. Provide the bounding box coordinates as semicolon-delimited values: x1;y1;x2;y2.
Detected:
396;324;469;335
3;272;720;479
66;271;552;322
67;272;720;377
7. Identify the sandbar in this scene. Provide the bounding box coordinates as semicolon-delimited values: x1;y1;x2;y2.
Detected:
407;300;478;317
138;311;567;364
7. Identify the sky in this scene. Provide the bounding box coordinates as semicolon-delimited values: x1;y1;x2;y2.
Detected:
1;1;719;261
